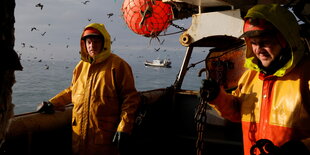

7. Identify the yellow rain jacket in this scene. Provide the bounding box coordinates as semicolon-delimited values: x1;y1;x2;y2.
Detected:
209;4;310;155
49;23;141;155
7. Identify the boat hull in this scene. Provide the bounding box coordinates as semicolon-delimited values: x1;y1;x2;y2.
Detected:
144;63;171;68
0;89;242;154
144;59;172;68
1;106;72;154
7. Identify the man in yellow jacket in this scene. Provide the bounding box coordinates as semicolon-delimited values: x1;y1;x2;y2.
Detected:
38;23;141;155
200;4;310;155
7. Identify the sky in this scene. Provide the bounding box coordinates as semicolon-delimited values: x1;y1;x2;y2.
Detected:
14;0;192;61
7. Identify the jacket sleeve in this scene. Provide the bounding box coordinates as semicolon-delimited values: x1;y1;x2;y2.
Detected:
48;65;79;107
115;61;141;134
49;86;72;107
209;87;242;122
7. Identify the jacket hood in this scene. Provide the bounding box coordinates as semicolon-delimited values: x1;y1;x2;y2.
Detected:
80;23;111;64
243;4;305;77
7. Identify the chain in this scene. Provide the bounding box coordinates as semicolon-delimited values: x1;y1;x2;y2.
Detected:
157;21;187;37
194;98;211;155
170;21;187;31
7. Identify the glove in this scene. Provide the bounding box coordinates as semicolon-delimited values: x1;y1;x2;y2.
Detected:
250;139;280;155
250;139;310;155
199;79;220;102
36;101;55;114
279;140;310;155
112;132;131;155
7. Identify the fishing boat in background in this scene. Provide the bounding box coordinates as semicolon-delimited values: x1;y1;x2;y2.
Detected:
144;58;171;67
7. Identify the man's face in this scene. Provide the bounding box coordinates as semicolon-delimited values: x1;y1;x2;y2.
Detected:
248;35;283;68
85;36;103;58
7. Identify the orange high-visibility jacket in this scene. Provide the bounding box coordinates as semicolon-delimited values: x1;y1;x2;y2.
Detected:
209;4;310;155
49;23;140;155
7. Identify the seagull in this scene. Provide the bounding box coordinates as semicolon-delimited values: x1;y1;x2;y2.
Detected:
111;37;116;45
154;48;160;52
31;27;38;31
88;18;92;22
160;39;165;45
17;52;22;60
107;13;114;18
21;43;26;48
81;1;90;5
41;32;46;36
35;3;43;10
45;64;49;70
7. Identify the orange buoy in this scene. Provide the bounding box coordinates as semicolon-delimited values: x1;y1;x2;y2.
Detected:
122;0;173;37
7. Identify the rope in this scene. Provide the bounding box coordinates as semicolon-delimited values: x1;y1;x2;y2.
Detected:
139;1;153;29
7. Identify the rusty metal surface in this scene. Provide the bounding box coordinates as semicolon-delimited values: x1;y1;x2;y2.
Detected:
206;45;247;90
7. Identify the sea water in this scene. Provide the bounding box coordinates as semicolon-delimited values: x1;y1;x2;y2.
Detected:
12;49;208;114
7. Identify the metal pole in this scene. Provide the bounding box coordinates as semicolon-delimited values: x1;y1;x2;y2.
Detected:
174;46;193;90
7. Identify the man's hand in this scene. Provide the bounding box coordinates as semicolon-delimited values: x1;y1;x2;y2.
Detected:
199;79;220;102
112;132;131;155
36;101;55;114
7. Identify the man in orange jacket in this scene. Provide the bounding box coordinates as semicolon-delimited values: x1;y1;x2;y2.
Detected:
200;4;310;155
37;23;141;155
